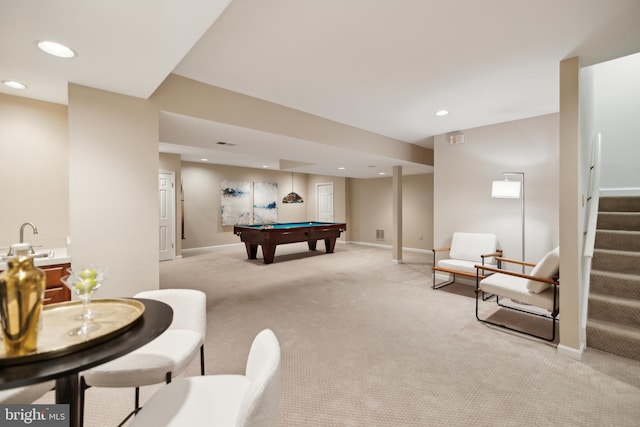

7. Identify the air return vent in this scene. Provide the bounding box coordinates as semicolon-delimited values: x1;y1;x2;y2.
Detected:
376;229;384;240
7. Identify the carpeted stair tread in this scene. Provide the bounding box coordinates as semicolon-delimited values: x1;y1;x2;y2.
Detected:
590;269;640;299
586;318;640;361
597;212;640;231
588;293;640;328
598;196;640;212
594;230;640;251
591;249;640;276
596;212;640;231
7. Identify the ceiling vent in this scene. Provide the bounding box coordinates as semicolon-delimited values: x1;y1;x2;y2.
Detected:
216;141;236;146
448;133;465;145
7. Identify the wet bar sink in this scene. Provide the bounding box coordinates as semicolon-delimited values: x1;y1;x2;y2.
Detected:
0;251;56;263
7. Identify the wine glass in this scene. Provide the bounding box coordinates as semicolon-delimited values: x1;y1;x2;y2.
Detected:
61;265;107;336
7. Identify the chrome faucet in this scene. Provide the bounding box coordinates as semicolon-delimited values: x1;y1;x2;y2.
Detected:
7;222;38;255
20;222;38;244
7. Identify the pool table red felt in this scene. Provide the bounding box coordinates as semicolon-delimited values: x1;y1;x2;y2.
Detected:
233;222;347;264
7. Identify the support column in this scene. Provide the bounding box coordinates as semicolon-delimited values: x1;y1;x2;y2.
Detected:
558;57;582;357
392;166;403;264
68;84;159;297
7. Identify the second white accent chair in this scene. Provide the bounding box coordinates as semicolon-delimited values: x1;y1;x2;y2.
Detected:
475;247;560;341
80;289;207;425
130;328;281;427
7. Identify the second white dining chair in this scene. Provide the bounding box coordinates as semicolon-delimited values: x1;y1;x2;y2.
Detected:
130;328;281;427
0;380;55;404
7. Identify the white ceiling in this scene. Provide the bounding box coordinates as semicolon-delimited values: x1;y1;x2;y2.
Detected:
2;0;640;178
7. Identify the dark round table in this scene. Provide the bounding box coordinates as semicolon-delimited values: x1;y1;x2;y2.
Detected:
0;298;173;427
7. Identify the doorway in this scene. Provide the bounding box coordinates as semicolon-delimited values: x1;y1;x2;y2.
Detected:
159;171;176;261
316;183;334;222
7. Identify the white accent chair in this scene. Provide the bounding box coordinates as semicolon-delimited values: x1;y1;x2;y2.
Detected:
475;247;560;341
0;381;54;404
432;232;502;290
130;328;281;427
80;289;207;426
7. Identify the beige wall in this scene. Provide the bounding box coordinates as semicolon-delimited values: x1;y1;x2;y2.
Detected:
403;174;434;250
0;94;69;249
348;178;391;245
434;114;560;267
347;174;433;250
68;85;159;297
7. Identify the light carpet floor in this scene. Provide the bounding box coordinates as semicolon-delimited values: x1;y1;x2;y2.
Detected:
37;243;640;426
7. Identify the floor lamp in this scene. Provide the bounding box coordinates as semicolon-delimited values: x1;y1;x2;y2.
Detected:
491;172;525;273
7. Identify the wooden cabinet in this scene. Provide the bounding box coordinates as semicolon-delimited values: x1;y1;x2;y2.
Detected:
42;263;71;305
0;261;71;305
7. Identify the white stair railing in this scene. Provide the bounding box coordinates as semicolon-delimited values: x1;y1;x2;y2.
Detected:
580;133;602;346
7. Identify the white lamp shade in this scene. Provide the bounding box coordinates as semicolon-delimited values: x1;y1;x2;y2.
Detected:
491;180;521;198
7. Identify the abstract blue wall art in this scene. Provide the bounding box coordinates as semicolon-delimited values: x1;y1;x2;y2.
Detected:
253;182;278;224
221;180;251;225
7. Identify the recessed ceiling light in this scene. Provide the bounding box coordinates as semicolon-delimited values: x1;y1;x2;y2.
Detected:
200;158;208;162
338;167;346;170
2;80;27;90
378;172;386;176
36;40;76;58
262;165;268;168
435;109;449;116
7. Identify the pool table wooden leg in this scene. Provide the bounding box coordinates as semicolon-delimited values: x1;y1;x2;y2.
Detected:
324;237;337;253
244;243;258;259
307;240;318;251
261;244;276;264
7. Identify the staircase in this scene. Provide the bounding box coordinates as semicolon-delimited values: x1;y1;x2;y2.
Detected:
586;196;640;360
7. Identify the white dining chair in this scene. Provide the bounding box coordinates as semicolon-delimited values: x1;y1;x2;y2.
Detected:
80;289;207;426
130;328;281;427
0;380;55;404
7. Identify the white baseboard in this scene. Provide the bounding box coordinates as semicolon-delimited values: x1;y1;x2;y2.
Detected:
348;241;390;249
349;241;432;254
557;343;584;360
402;247;432;254
600;187;640;197
181;240;431;258
181;243;244;256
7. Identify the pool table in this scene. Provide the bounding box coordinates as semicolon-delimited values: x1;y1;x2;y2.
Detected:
233;222;347;264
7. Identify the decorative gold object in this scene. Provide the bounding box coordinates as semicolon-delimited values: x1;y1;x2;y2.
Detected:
0;243;46;356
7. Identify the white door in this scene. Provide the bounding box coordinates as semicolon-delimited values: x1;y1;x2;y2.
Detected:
316;183;334;222
159;172;175;261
